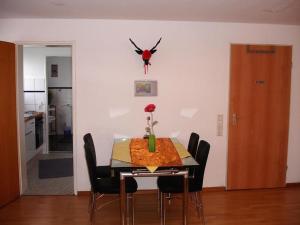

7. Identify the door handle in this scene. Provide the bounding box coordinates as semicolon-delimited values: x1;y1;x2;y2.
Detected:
232;113;238;126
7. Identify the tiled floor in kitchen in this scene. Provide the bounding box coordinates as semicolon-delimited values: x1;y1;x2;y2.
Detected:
24;152;74;195
49;134;73;152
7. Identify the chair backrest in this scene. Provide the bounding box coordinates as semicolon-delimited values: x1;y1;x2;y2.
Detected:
187;132;200;157
193;140;210;190
83;133;97;166
83;133;97;191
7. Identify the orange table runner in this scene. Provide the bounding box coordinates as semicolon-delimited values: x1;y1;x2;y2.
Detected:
130;138;182;166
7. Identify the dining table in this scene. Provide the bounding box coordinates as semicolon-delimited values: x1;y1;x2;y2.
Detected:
111;137;199;225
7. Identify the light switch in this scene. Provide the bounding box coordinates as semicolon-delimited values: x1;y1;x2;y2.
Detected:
217;114;223;136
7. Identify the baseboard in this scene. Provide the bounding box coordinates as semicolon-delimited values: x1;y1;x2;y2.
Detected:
202;186;226;192
77;186;226;196
78;184;300;196
77;191;90;196
78;190;158;196
137;187;227;193
135;189;157;195
286;182;300;188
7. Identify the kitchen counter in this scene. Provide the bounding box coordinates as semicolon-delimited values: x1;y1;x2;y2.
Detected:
24;112;44;122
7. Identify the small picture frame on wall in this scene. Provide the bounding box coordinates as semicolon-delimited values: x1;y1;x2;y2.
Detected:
51;64;58;77
134;80;157;97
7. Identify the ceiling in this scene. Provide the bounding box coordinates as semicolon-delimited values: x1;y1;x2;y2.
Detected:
0;0;300;25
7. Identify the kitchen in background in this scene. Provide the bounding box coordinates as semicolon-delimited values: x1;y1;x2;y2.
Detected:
23;46;73;195
47;56;73;153
24;77;46;161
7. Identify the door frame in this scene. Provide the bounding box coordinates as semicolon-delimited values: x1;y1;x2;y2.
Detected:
15;41;77;195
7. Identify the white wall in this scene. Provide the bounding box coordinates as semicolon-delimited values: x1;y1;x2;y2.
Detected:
0;19;299;191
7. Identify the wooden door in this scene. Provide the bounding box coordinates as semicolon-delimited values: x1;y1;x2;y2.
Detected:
0;41;20;206
227;44;292;190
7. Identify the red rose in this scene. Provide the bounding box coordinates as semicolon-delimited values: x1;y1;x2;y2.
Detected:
144;104;156;112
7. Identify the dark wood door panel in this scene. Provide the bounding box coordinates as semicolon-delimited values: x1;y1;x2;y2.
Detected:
0;41;20;206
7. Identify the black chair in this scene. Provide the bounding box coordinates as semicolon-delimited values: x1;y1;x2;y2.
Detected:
157;140;210;225
83;133;112;178
156;132;200;212
83;134;138;224
187;132;200;179
187;132;200;157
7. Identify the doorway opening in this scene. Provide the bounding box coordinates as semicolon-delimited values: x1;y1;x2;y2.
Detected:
22;45;74;195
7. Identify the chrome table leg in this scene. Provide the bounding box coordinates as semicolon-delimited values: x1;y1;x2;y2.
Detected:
120;174;126;225
183;172;188;225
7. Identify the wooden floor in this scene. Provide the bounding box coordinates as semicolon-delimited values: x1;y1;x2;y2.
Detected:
0;187;300;225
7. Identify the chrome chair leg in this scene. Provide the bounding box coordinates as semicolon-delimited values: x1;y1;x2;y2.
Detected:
160;192;166;225
157;189;161;214
90;192;96;224
194;192;201;217
95;194;118;211
89;192;121;224
160;191;163;223
167;193;171;205
88;191;93;212
195;192;205;225
192;192;197;203
132;194;135;225
163;193;166;225
190;192;194;201
127;194;130;225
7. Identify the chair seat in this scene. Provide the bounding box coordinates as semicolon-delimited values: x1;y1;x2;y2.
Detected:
157;176;202;193
96;166;111;178
95;177;138;194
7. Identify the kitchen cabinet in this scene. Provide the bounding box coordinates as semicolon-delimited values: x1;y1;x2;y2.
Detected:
25;118;36;162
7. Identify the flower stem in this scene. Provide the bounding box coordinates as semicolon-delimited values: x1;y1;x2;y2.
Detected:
150;112;154;134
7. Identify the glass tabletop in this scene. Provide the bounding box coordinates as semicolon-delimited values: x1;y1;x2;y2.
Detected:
111;138;199;169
